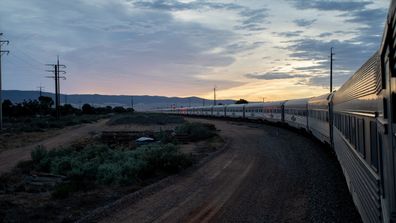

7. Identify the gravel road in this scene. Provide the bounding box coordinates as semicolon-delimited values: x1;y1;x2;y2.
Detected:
0;119;109;174
97;118;362;223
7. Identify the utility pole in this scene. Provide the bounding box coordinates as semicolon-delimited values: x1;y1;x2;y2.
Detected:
46;56;66;119
330;47;334;93
214;87;216;106
130;96;134;109
0;33;10;131
37;85;45;97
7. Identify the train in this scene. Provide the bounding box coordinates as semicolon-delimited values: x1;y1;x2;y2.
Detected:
157;1;396;223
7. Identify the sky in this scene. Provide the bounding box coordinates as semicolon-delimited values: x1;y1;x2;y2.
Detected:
0;0;390;101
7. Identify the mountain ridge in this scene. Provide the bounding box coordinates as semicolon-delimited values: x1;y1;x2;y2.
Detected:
2;90;235;111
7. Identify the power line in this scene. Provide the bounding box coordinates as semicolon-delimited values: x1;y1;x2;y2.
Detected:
0;33;10;130
46;56;66;119
12;45;46;66
7;53;44;71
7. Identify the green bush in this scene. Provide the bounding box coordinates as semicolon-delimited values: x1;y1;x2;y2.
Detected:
25;143;192;193
155;129;176;144
31;146;48;163
175;122;216;141
4;114;108;133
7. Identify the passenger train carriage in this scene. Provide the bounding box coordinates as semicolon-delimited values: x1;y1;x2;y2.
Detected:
284;98;309;130
244;103;264;120
157;1;396;222
308;93;332;144
213;105;226;117
262;101;285;123
225;104;245;118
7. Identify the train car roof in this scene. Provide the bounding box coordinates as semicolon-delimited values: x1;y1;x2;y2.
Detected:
226;104;246;108
213;105;226;108
244;102;265;108
308;93;332;103
333;52;380;105
262;101;286;107
284;98;309;107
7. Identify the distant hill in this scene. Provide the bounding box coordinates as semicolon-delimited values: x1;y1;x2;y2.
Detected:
2;90;235;111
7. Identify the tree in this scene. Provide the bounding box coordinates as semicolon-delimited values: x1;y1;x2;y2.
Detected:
61;104;79;115
2;99;13;117
113;106;126;113
39;96;54;109
82;104;95;114
235;99;248;104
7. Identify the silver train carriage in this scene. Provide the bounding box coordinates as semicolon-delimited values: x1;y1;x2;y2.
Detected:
332;52;383;223
244;103;265;120
284;98;309;130
262;101;285;123
308;93;332;144
225;104;245;119
155;1;396;222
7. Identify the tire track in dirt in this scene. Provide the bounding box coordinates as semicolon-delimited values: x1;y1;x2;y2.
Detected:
0;119;109;174
90;118;361;223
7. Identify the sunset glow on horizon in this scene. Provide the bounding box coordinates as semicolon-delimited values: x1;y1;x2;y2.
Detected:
0;0;390;101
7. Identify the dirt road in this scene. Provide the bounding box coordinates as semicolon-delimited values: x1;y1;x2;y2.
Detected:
0;119;109;174
96;119;361;223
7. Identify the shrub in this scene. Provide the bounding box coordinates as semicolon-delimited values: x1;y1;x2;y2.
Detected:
31;146;48;163
23;143;193;194
175;122;216;141
97;163;123;184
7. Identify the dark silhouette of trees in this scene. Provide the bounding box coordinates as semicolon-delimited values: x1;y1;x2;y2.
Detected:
235;99;248;104
2;97;134;118
82;104;95;114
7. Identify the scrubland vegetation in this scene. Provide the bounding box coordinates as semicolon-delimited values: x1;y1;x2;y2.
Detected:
0;115;222;222
107;112;185;125
2;96;134;133
22;143;193;199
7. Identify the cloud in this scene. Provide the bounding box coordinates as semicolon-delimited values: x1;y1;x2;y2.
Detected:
293;19;316;27
274;30;303;37
245;72;309;80
0;0;390;99
288;0;371;11
318;32;332;38
236;8;269;31
131;0;269;32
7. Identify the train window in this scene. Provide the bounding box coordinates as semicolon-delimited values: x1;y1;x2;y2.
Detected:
345;116;349;140
358;119;365;157
370;121;379;170
351;117;357;149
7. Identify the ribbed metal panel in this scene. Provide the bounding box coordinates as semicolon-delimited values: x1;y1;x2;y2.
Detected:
333;53;381;105
334;131;381;223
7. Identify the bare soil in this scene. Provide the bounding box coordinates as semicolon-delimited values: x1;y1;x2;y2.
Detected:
0;119;109;174
0;119;223;223
91;118;361;223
